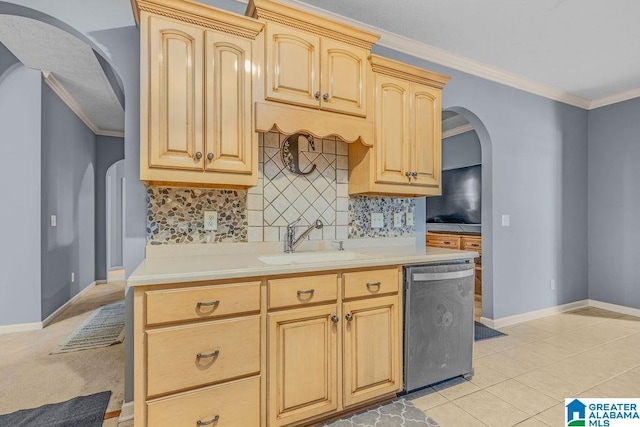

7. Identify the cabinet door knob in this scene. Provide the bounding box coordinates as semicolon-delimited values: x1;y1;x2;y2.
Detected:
405;171;411;177
345;313;353;321
207;153;214;161
195;151;203;160
322;93;330;101
411;171;418;178
331;315;339;323
314;91;321;99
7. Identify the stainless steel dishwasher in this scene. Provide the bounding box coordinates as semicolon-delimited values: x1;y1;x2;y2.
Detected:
404;261;475;392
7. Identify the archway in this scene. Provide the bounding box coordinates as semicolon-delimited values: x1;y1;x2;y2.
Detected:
106;159;125;281
442;107;494;321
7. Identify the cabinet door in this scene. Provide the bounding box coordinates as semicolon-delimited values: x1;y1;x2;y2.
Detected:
147;15;204;170
204;31;253;174
265;22;320;109
411;84;442;188
320;39;367;117
268;305;338;426
343;295;401;407
375;75;410;185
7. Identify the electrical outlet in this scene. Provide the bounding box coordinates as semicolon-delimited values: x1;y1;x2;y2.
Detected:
371;212;383;228
71;272;75;283
550;279;556;290
50;215;57;227
405;212;414;226
204;211;218;231
502;215;510;227
393;212;403;228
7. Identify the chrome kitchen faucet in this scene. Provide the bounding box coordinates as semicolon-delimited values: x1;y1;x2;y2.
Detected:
285;217;323;253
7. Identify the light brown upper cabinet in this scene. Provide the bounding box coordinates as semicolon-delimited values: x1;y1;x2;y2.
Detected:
248;0;379;145
264;22;369;117
136;0;264;188
349;55;450;197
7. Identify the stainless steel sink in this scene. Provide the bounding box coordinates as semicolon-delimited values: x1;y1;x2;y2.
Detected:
258;251;371;266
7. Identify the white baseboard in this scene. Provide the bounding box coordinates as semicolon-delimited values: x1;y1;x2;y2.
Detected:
589;299;640;317
41;280;100;328
480;299;590;329
119;401;134;423
0;321;43;334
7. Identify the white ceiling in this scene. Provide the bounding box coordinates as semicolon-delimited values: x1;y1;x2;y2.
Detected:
0;15;124;135
264;0;640;109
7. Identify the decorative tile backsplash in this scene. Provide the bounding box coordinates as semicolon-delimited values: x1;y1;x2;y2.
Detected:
147;187;247;244
247;132;349;242
146;131;416;244
349;196;415;238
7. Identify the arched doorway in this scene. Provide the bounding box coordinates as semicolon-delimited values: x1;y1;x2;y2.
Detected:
441;107;494;322
106;159;125;281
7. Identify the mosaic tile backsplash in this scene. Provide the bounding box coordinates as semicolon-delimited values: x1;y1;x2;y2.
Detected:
147;188;247;244
146;131;415;244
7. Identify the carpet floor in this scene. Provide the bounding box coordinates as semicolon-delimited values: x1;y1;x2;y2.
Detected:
0;282;125;426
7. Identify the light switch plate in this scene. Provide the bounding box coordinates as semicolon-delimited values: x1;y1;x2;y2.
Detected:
50;215;57;227
204;211;218;231
371;212;384;228
405;212;414;226
393;212;403;228
501;214;510;227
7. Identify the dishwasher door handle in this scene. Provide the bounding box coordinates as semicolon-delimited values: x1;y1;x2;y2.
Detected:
412;269;474;282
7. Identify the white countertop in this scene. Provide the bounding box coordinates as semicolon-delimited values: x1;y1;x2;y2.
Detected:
127;238;478;286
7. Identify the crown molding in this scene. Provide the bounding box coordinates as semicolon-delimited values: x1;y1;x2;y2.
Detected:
42;71;124;138
589;88;640;110
443;123;474;139
231;0;640;110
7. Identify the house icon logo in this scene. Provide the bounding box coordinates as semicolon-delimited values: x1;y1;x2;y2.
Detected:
566;399;586;426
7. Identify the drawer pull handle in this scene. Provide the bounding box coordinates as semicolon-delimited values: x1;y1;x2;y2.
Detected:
196;350;220;360
444;241;450;244
297;289;315;296
196;300;220;308
197;415;219;425
366;281;381;291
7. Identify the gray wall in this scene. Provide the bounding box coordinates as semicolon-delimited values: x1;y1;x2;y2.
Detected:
371;45;589;320
88;26;141;403
588;97;640;309
0;41;19;80
95;136;124;280
0;65;42;326
442;130;481;170
40;82;97;320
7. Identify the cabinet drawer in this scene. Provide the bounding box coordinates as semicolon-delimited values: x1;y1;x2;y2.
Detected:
147;376;260;427
147;316;260;396
268;274;338;309
343;268;399;299
461;236;482;253
145;281;260;326
426;234;461;249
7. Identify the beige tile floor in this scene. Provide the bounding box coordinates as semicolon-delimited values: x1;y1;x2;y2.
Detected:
411;307;640;426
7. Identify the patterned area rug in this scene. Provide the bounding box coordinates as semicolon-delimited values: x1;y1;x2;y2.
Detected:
51;301;125;354
322;399;439;426
474;321;507;341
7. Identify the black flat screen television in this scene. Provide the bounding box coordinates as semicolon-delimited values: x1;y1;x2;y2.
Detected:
426;164;481;225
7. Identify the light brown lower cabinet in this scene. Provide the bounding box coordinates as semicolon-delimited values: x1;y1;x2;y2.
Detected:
268;305;339;426
342;295;400;407
134;267;402;427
